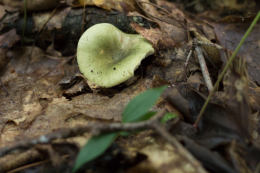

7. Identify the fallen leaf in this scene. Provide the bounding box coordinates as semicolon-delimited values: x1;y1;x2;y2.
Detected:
213;22;260;84
129;0;187;48
0;29;20;72
1;0;60;11
70;0;136;12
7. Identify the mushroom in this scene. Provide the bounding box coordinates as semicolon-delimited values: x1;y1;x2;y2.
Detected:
77;23;154;88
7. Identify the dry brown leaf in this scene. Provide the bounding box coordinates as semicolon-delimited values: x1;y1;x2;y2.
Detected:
210;0;255;12
189;28;221;66
213;22;260;84
0;29;20;71
130;22;161;47
0;46;67;147
33;7;71;31
138;144;200;173
0;29;20;49
129;0;187;49
0;5;5;19
0;42;154;147
69;0;136;12
1;0;60;11
119;132;207;173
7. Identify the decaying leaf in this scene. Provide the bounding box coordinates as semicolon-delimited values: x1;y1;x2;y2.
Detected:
0;44;155;147
0;0;259;172
119;132;207;173
69;0;136;12
0;29;20;71
0;0;60;11
213;22;260;84
33;7;71;31
129;0;187;48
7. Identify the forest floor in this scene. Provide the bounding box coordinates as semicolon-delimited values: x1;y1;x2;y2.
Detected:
0;0;259;173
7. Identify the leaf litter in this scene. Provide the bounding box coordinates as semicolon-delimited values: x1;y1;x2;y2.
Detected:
0;0;259;172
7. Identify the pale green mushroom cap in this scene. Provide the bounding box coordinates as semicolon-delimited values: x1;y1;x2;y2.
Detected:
77;23;154;88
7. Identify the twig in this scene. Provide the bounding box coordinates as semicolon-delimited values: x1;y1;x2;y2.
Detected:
7;159;49;173
185;49;193;67
134;0;184;27
152;124;204;172
194;11;260;127
0;149;41;173
0;109;206;172
197;41;223;50
137;1;171;15
38;7;58;35
195;45;213;91
0;110;166;158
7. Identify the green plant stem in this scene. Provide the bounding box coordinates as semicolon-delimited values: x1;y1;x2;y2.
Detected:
194;11;260;127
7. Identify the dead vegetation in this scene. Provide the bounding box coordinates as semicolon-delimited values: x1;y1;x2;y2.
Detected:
0;0;259;173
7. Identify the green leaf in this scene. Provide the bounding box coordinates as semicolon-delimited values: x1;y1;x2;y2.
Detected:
73;86;167;172
120;111;157;136
72;133;117;173
123;86;167;123
134;111;157;122
160;113;177;124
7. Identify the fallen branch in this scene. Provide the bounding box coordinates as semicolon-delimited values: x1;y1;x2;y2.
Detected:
152;124;204;172
0;109;204;172
0;110;166;158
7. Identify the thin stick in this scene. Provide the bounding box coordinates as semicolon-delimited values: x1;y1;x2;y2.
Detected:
194;11;260;127
185;49;193;67
0;109;206;173
195;46;213;91
0;110;166;157
7;159;49;173
197;41;223;50
152;124;205;173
